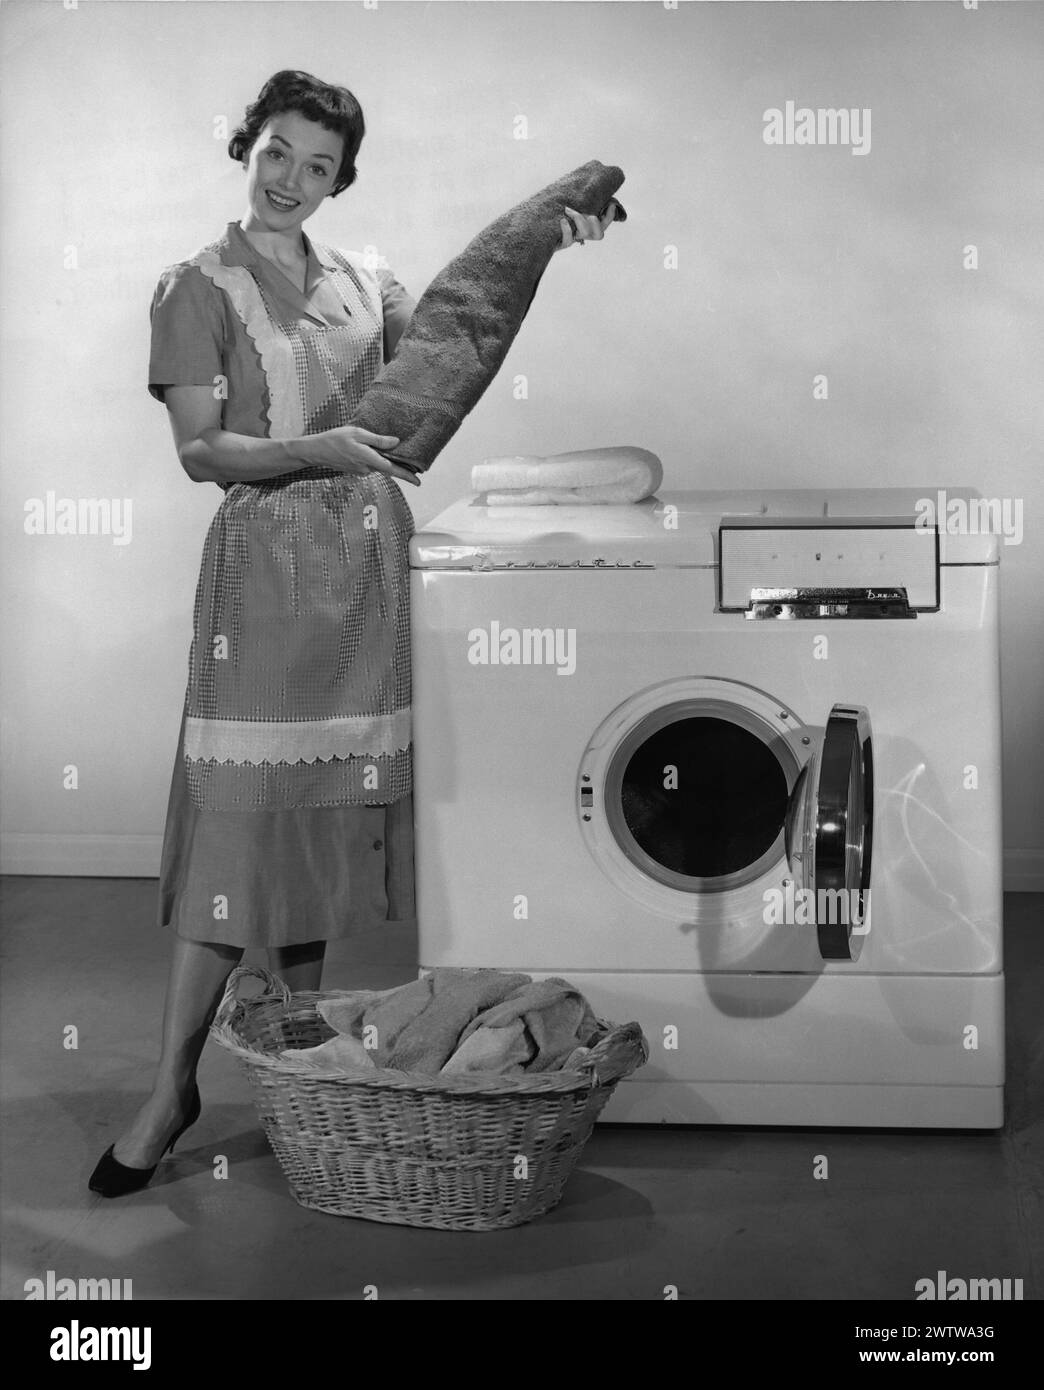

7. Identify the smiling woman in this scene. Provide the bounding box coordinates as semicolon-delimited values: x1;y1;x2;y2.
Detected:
236;113;344;290
228;73;363;289
228;68;366;197
89;69;424;1200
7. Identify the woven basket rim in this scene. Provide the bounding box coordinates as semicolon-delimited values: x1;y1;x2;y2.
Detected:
209;966;648;1098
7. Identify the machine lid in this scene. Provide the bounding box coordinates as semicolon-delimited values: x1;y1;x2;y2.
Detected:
784;704;874;962
408;488;999;570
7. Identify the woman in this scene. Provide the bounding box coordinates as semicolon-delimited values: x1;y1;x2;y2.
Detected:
90;69;614;1197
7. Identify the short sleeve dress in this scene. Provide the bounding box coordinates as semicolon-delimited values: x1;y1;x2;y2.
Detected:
149;221;418;947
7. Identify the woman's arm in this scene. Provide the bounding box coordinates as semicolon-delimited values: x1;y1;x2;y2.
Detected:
165;386;419;487
377;268;416;365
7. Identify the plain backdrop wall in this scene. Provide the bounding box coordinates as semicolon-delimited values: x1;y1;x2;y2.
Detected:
1;0;1041;887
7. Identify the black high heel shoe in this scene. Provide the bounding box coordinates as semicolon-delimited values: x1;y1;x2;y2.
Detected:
88;1085;201;1198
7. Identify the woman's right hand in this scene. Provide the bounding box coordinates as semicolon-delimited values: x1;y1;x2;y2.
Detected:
309;425;422;487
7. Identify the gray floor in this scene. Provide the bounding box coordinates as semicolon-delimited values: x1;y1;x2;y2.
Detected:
1;878;1041;1301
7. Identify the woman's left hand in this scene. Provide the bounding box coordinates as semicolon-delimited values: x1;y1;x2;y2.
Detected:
556;200;620;252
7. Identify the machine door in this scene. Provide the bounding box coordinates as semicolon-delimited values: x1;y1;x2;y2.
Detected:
785;704;874;961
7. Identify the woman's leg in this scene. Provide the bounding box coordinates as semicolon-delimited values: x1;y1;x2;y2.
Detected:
110;936;242;1168
268;940;326;993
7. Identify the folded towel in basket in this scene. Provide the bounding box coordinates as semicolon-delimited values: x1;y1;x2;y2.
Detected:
280;1033;376;1073
472;446;663;506
348;160;627;473
439;1018;533;1076
440;977;603;1076
369;969;530;1074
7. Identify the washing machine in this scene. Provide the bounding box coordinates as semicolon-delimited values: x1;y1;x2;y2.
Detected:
408;488;1003;1128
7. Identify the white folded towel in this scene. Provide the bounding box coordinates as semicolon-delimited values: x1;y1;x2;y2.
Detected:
472;446;663;505
281;1034;376;1072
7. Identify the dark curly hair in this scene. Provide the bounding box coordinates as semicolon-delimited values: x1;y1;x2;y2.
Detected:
228;70;365;197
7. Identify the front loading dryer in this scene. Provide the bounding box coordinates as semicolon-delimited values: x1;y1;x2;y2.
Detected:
408;488;1003;1128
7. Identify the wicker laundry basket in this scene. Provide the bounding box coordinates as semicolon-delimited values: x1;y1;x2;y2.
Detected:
210;964;648;1231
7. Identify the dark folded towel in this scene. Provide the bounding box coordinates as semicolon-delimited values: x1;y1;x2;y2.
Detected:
349;159;627;471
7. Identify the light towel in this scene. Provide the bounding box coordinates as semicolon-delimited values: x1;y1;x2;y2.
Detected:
441;977;602;1076
281;1033;376;1072
473;446;662;505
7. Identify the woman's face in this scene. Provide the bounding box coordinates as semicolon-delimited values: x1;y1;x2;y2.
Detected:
242;110;345;233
